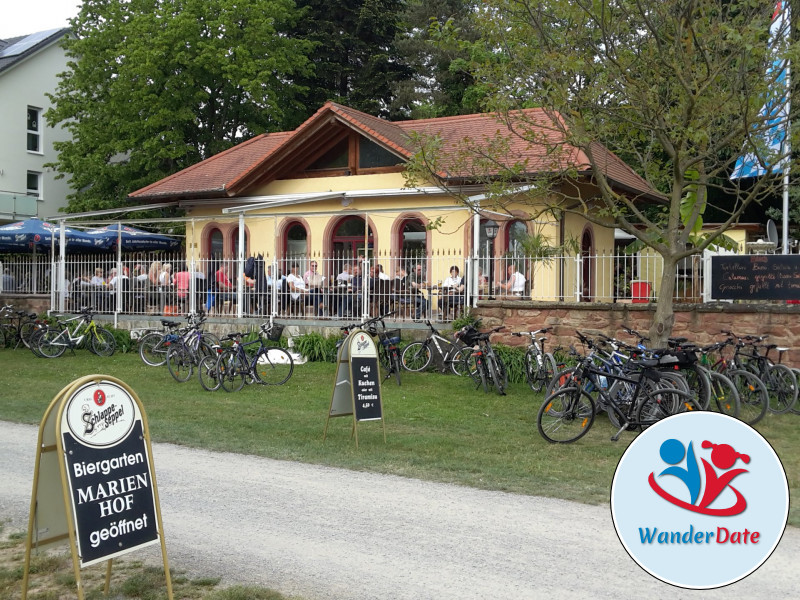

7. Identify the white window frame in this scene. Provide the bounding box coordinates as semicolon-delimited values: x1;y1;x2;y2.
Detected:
27;170;41;198
27;106;42;154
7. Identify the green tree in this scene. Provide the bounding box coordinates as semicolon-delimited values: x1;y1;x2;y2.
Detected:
392;0;485;118
405;0;800;345
47;0;311;213
288;0;412;121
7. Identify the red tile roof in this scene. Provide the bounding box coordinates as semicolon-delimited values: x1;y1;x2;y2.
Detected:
130;102;659;201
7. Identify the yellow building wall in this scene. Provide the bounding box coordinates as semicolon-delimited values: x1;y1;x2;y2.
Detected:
183;172;615;297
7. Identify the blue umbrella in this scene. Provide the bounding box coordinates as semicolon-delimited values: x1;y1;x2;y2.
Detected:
84;225;181;251
0;218;107;253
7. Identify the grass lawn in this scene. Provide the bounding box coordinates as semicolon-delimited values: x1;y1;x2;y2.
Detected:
1;348;798;526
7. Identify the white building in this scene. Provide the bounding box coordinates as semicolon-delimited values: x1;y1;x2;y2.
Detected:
0;28;72;222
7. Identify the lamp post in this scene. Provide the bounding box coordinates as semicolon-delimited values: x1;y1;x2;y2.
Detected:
483;219;499;300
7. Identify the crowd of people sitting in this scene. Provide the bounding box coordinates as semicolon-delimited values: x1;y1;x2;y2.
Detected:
55;256;527;319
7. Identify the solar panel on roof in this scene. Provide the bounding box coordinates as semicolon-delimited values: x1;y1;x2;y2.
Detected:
0;28;62;59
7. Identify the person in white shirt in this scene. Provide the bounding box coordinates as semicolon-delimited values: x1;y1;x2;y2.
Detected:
441;265;465;317
499;264;526;297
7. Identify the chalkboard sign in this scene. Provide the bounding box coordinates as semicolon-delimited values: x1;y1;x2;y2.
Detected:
324;329;386;447
711;255;800;300
351;356;382;421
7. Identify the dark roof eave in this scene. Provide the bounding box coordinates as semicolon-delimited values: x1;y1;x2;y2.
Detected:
129;188;231;202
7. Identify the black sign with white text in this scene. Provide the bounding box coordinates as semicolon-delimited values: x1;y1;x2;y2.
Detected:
711;255;800;300
351;356;382;421
62;420;158;565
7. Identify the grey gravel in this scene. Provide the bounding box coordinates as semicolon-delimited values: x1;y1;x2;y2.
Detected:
1;421;797;599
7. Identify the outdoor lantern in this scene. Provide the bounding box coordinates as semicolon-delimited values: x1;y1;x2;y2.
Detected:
483;219;499;299
483;219;499;240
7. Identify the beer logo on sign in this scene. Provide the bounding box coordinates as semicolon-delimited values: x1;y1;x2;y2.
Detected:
65;383;136;447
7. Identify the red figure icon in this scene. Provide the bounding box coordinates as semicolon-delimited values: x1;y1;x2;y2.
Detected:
697;441;749;512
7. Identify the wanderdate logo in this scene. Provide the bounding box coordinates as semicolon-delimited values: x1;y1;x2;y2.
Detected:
611;413;788;589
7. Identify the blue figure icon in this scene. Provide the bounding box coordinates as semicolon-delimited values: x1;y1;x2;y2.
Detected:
658;438;701;505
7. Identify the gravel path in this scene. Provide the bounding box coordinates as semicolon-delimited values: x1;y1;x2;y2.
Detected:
1;421;797;599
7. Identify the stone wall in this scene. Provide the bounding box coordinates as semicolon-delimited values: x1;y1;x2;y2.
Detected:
473;301;800;368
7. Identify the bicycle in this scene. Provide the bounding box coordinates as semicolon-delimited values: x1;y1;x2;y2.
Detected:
512;327;557;392
340;312;403;385
138;319;184;366
537;334;694;443
0;304;41;349
215;322;293;392
34;307;116;358
165;316;218;382
401;319;474;376
458;324;508;395
725;330;798;414
702;336;768;425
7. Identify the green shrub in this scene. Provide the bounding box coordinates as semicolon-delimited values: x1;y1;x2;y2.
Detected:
494;343;527;384
452;309;479;331
292;332;339;362
108;327;132;354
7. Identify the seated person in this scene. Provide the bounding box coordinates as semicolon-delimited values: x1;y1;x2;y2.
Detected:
498;264;526;297
441;265;465;317
409;263;429;319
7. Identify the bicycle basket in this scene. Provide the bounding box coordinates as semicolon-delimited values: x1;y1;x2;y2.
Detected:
455;325;480;346
379;328;401;346
266;324;284;342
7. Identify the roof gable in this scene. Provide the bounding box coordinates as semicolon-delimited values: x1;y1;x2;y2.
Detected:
0;28;70;75
130;102;659;201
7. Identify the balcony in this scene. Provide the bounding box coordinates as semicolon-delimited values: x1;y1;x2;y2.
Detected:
0;192;38;220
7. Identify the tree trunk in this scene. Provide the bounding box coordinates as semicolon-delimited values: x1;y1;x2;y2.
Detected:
649;259;678;348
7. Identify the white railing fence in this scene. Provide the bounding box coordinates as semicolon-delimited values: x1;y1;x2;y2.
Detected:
0;249;728;322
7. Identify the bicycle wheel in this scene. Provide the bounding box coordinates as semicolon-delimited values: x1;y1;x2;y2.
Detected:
19;321;39;348
37;329;67;358
524;349;549;392
391;348;402;386
90;327;116;357
637;388;694;429
218;350;246;392
253;347;294;385
401;342;432;372
707;371;740;418
450;346;476;377
139;333;169;366
488;354;507;396
475;356;489;393
166;345;194;382
764;363;798;414
791;368;800;415
378;344;391;372
680;364;711;410
27;328;46;358
198;354;221;391
542;353;557;391
547;366;578;396
537;387;595;443
728;369;768;425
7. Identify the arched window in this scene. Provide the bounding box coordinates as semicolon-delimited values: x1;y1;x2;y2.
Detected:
209;228;223;258
285;222;308;260
399;218;426;259
332;216;373;259
506;220;529;257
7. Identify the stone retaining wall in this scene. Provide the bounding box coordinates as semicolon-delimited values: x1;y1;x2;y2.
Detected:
473;301;800;368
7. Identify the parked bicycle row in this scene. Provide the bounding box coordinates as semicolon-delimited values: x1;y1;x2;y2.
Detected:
137;313;294;392
1;304;118;358
537;327;799;444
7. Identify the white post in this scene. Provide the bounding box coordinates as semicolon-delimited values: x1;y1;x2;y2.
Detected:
58;222;67;313
237;212;245;317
